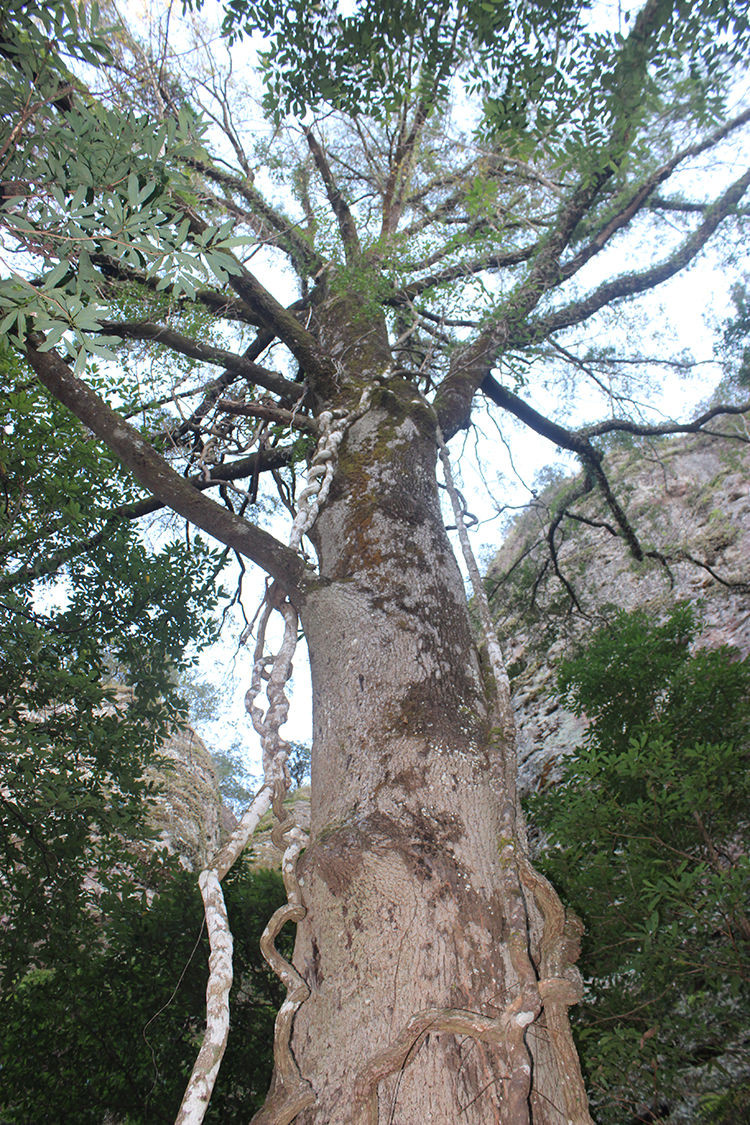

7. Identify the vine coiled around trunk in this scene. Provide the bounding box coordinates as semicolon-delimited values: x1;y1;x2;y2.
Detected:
245;386;375;1124
178;388;378;1125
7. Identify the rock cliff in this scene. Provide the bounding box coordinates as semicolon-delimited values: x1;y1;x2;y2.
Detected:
487;430;750;794
149;719;237;869
103;685;236;870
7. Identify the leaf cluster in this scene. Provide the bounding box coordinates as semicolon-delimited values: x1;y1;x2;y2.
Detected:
0;5;248;368
723;280;750;388
215;0;749;157
218;0;591;133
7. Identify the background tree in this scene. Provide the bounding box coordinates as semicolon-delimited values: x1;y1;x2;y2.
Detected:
1;1;750;1121
528;606;750;1124
0;341;224;979
0;337;287;1123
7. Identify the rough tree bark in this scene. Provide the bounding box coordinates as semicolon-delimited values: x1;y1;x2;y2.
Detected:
261;318;590;1123
28;310;591;1124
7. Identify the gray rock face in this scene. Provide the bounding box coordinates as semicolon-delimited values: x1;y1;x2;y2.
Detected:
488;431;750;795
102;685;235;870
149;721;236;870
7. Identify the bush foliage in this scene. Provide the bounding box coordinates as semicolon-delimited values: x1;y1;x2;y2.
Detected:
0;862;288;1123
528;605;750;1122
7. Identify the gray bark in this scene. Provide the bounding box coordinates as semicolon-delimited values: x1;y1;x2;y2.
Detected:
277;384;591;1124
26;300;592;1124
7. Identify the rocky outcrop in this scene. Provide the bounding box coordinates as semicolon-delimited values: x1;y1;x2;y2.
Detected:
150;723;311;874
102;685;236;870
149;721;237;870
488;430;750;795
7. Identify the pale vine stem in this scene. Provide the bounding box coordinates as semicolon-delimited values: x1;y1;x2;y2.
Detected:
176;393;372;1125
436;428;516;764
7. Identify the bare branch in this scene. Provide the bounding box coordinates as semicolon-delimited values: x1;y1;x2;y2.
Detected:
546;476;594;615
185;156;324;276
25;340;312;599
389;243;537;304
304;126;362;262
217;399;317;432
478;375;729;567
581;401;750;441
171;321;304;442
649;195;750;216
534;164;750;340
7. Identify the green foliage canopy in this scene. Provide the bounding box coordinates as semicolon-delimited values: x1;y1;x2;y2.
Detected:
217;0;750;154
0;0;247;361
0;343;224;982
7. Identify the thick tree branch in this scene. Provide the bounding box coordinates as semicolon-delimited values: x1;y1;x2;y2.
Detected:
433;0;693;436
225;267;332;389
171;317;308;443
478;374;715;564
97;320;303;401
304;127;362;262
480;377;595;459
434;165;617;434
24;341;312;599
380;17;465;238
436;161;750;434
533;165;750;340
649;195;750;216
217;399;317;432
401;212;530;271
399;180;475;238
559;106;750;284
402;159;478;209
481;374;750;461
175;204;334;388
0;444;297;593
381;93;433;238
480;377;645;559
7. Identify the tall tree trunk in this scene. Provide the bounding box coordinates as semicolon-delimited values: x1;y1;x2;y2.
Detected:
277;380;591;1123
